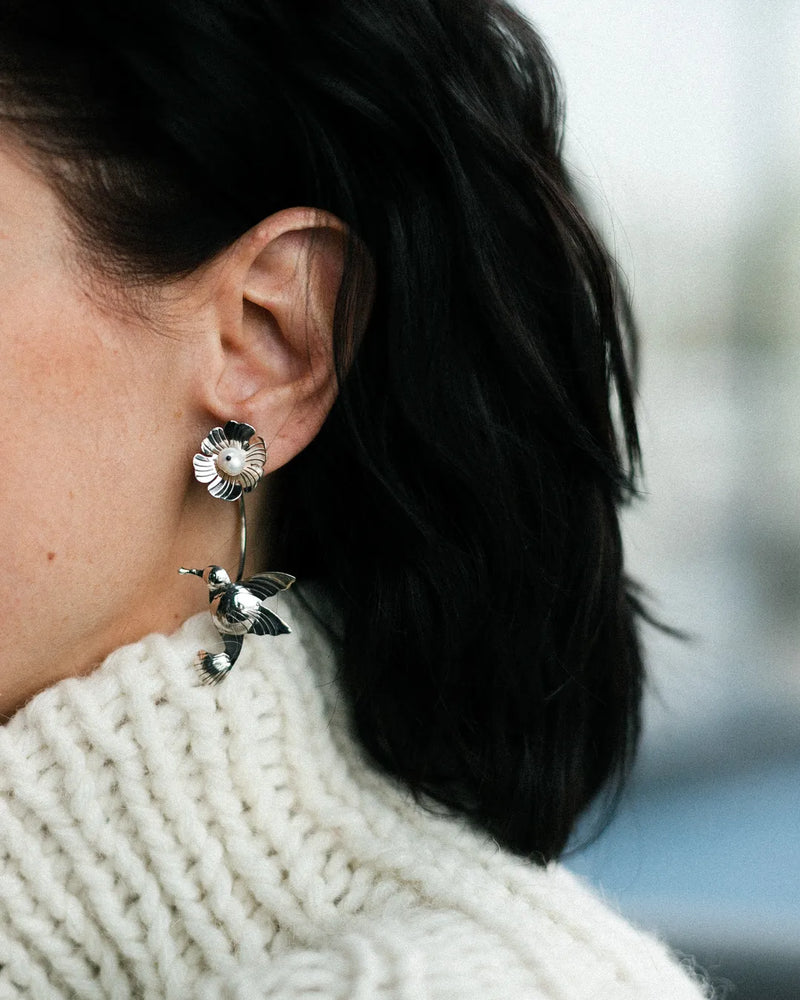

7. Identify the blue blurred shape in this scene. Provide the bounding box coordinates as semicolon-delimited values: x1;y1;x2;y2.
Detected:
567;754;800;959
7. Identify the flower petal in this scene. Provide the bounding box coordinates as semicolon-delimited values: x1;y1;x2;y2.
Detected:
248;437;267;464
239;467;260;491
201;426;230;456
225;420;256;444
240;459;264;491
193;453;218;484
205;472;223;493
209;476;242;501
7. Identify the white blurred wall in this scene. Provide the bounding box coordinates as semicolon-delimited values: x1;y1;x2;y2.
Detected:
516;1;800;762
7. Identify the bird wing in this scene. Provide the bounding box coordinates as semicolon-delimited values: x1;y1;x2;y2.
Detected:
249;606;292;636
246;572;296;601
220;602;251;627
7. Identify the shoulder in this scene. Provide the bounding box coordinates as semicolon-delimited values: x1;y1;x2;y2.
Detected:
191;876;711;1000
234;594;712;999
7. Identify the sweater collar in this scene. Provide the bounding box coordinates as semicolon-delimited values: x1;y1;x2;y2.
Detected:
6;583;338;731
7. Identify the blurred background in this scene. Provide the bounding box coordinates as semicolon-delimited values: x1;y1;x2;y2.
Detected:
515;3;800;998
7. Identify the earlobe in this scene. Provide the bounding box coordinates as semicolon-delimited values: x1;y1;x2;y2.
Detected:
204;207;352;472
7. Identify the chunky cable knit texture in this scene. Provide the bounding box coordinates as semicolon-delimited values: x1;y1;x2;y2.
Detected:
0;589;710;999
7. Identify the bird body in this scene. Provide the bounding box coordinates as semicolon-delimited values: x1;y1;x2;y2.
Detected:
178;565;295;683
210;584;264;635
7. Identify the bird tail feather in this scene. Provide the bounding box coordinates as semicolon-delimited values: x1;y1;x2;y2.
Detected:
193;649;233;686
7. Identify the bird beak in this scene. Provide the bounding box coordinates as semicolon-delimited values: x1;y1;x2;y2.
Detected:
178;567;204;578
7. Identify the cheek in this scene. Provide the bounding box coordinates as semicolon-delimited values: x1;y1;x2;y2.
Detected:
0;148;202;703
2;318;116;528
0;299;185;614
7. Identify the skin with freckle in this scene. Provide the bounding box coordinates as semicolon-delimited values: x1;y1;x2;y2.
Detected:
0;138;275;717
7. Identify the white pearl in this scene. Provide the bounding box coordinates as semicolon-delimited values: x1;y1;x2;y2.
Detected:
216;446;246;476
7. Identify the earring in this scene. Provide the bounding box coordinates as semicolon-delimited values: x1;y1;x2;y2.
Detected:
179;419;295;685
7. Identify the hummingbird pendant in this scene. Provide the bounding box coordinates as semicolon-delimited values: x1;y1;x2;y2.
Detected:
178;566;296;684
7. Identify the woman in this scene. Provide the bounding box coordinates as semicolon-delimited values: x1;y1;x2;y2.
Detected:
0;1;710;997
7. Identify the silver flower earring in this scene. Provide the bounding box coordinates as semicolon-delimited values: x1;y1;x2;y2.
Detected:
179;419;295;685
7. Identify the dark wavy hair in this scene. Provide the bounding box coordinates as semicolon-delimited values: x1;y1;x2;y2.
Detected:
0;0;644;862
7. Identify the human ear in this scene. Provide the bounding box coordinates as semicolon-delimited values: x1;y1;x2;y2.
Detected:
201;207;351;471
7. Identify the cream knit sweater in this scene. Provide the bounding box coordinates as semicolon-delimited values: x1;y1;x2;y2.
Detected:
0;589;709;1000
